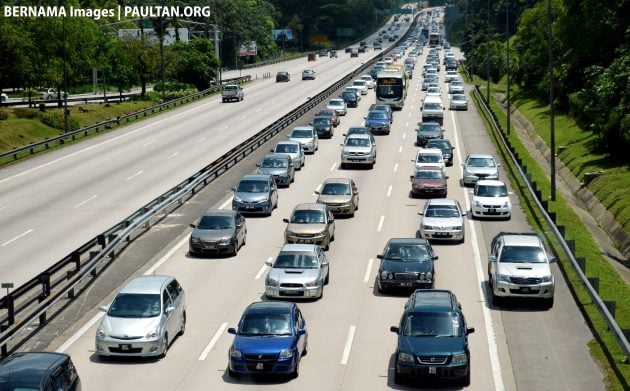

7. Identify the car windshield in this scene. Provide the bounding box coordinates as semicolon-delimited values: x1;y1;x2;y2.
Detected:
426;141;450;150
452;95;466;101
313;118;331;125
275;144;298;154
402;313;461;337
237;180;269;193
385;244;430;262
108;293;161;318
239;313;292;336
224;86;237;91
425;206;460;218
322;183;352;195
417;154;442;163
197;215;234;230
290;210;325;224
451;81;463;86
499;246;547;264
342;92;356;100
415;170;444;179
318;110;334;117
347;127;368;136
290;129;313;138
427;88;440;94
424;103;442;110
353;81;367;86
467;157;496;167
420;124;441;133
345;138;370;147
368;111;388;119
329;100;343;106
274;253;319;269
261;157;288;168
476;185;507;197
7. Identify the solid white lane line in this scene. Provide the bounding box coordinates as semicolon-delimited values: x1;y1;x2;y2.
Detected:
402;132;407;139
255;108;263;113
398;146;403;154
363;258;374;283
450;111;505;391
125;171;143;181
143;139;157;146
330;162;337;171
377;215;385;232
386;185;392;198
73;195;97;209
219;196;234;210
255;260;271;280
196;137;207;144
0;199;21;211
145;235;189;275
167;152;179;159
220;126;229;132
2;229;34;247
198;322;229;361
393;163;398;172
56;312;104;353
340;325;357;365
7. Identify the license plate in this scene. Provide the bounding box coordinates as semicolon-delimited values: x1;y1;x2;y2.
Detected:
428;366;436;374
256;362;264;370
282;290;301;296
244;205;254;209
400;282;413;287
520;287;530;293
119;344;131;351
488;208;497;213
434;232;449;237
204;244;217;249
297;239;310;243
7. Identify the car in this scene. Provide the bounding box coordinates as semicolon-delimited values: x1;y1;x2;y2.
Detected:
368;104;393;124
417;198;466;243
410;167;448;198
359;75;375;88
272;140;306;170
416;121;444;146
425;138;455;166
461;154;501;186
448;79;465;94
425;86;441;98
38;88;59;100
340;90;359;107
255;153;295;187
364;110;391;135
265;244;330;299
288;126;319;154
326;98;347;115
488;232;556;308
276;71;290;82
369;65;385;79
232;174;279;215
95;275;186;358
449;93;469;110
350;49;359;57
317;109;340;127
351;80;369;95
227;301;307;378
340;134;377;169
390;289;475;386
345;47;353;53
413;148;445;174
377;238;438;293
444;70;459;82
221;84;244;102
421;96;445;125
343;87;362;100
283;203;336;250
357;46;367;53
315;177;359;216
319;49;328;57
311;116;334;139
374;42;383;50
301;69;316;80
445;59;458;71
0;351;82;390
343;127;374;143
405;64;413;79
0;92;8;103
470;180;512;219
421;76;438;91
189;210;247;256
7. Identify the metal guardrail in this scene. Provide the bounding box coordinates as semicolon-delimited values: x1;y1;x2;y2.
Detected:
0;21;419;355
472;85;630;360
0;76;252;164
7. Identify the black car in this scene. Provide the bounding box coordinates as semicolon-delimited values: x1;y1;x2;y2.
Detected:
377;238;437;292
416;121;444;146
0;352;82;390
390;290;475;386
340;91;358;108
369;65;384;80
425;138;455;166
311;116;334;138
276;71;290;82
189;210;247;257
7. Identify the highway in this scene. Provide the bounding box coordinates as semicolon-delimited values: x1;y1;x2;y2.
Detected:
3;10;604;390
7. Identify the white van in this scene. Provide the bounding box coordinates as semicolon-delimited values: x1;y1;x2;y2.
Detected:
421;96;445;125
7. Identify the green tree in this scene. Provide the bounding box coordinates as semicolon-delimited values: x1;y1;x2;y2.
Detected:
171;39;219;90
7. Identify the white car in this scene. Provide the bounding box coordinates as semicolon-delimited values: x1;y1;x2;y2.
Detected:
444;70;459;83
449;94;469;110
326;98;348;115
359;75;375;89
351;80;369;95
470;180;512;219
0;93;7;103
288;126;319;154
340;134;376;169
449;80;465;94
38;88;59;100
425;86;442;98
413;148;445;174
417;198;466;243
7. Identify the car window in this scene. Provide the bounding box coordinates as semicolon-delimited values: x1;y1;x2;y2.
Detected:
108;293;161;318
417;154;442;163
499;246;547;264
167;280;181;301
403;313;461;337
237;180;269;193
475;185;507;197
423;103;442;110
162;290;172;310
322;183;351;195
198;215;234;230
425;206;460;218
415;170;443;179
468;157;496;167
262;157;288;168
346;138;370;147
274;253;318;269
291;210;325;223
240;313;292;336
275;144;297;154
290;129;313;138
385;244;429;262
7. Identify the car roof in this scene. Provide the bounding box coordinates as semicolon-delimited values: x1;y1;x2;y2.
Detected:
322;178;353;186
467;153;495;159
118;275;173;295
499;233;542;247
292;126;314;131
0;352;72;387
240;173;272;181
407;289;457;313
276;140;301;146
201;209;237;218
423;96;442;104
386;238;430;246
417;148;443;155
280;243;320;252
476;180;505;187
263;153;290;160
346;133;371;140
426;138;451;144
415;166;444;173
427;198;458;207
292;203;327;212
245;301;295;315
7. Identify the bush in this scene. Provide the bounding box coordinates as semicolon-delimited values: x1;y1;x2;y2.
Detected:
0;109;9;120
153;81;196;92
14;107;39;119
38;111;79;131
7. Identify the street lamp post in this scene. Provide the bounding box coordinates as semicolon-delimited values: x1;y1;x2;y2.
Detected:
62;1;69;132
486;0;490;104
547;0;556;201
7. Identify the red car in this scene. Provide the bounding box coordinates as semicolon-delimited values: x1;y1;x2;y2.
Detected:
316;109;340;127
410;167;448;198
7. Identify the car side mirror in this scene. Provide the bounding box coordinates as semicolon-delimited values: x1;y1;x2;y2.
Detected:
189;223;196;228
340;144;344;147
488;255;497;263
265;260;273;266
390;326;400;334
321;260;329;266
231;187;236;191
99;305;109;312
165;306;176;314
466;327;475;335
417;212;424;215
549;256;557;263
283;218;289;223
432;255;439;260
227;327;237;335
270;149;274;152
309;123;313;126
255;164;261;168
410;175;414;181
497;163;502;167
377;254;383;259
297;328;306;336
314;190;320;195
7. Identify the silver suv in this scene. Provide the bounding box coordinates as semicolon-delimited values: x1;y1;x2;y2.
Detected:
488;232;556;308
265;244;330;299
340;134;377;169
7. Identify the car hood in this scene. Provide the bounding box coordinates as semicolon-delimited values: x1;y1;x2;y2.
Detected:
422;216;463;227
418;129;442;137
473;195;509;204
365;118;389;125
317;194;352;204
233;335;294;354
465;166;498;175
327;105;343;111
234;192;269;202
286;223;326;234
268;267;321;283
257;167;288;176
398;335;465;356
275;151;299;160
289;137;314;145
100;315;161;336
343;146;372;154
498;263;551;277
313;123;332;129
413;179;446;188
382;259;433;273
192;228;234;241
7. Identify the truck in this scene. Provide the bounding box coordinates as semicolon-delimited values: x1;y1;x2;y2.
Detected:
221;84;244;102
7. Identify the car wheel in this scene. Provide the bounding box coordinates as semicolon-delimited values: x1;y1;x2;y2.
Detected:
222;98;226;103
231;244;238;257
324;237;330;251
242;231;247;246
318;287;324;299
159;334;169;359
491;292;501;306
179;312;186;336
189;249;198;257
302;340;308;356
340;163;345;170
543;297;554;309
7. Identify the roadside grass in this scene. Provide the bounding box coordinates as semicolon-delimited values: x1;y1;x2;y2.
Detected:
470;88;630;390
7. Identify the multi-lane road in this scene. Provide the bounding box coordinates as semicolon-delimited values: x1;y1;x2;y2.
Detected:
2;11;605;391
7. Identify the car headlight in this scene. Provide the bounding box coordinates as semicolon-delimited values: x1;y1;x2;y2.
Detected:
219;237;232;245
285;230;296;237
257;197;269;204
380;271;394;280
230;347;242;358
541;275;553;283
503;201;510;207
465;170;473;176
452;352;468;364
305;280;320;287
452;226;463;231
425;271;433;281
498;274;511;283
190;236;201;244
145;329;159;339
422;225;435;230
233;196;242;203
279;348;294;358
267;278;279;287
398;352;415;363
474;200;482;207
97;328;107;338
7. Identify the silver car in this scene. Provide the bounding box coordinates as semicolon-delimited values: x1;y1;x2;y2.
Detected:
461;154;501;186
315;178;359;216
255;153;295;187
272;140;305;169
449;94;469;110
95;275;186;358
326;98;348;115
265;244;330;299
232;174;279;216
448;80;465;94
417;198;466;243
288;126;318;154
340;134;377;169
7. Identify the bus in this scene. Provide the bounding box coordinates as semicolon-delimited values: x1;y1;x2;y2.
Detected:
429;32;440;48
375;67;408;110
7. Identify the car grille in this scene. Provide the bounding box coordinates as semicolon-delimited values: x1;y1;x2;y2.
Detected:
395;272;419;281
110;335;143;340
109;347;143;354
417;355;449;365
280;283;303;288
510;277;542;284
324;202;343;206
475;173;490;178
294;233;315;238
200;239;220;245
482;204;502;208
244;354;277;372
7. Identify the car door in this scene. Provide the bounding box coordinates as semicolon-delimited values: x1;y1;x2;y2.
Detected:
318;248;329;280
351;181;359;206
270;178;278;207
162;288;177;339
327;209;335;238
295;308;306;354
235;213;246;245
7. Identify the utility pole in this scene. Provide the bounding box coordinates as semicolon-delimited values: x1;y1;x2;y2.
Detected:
547;0;556;201
62;0;69;132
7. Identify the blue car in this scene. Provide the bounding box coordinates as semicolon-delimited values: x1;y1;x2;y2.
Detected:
364;110;391;135
227;301;308;378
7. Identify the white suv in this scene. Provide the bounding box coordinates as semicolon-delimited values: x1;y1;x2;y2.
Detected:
488;232;556;308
